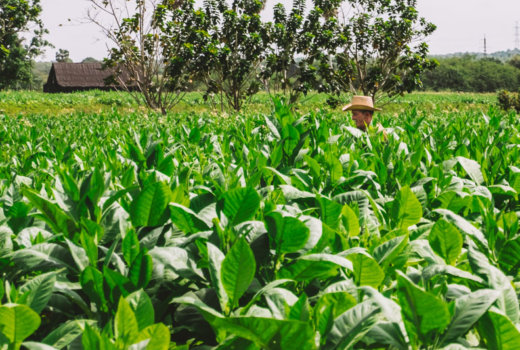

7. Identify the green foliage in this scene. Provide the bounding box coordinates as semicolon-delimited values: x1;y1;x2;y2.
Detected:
0;0;49;90
422;55;520;92
0;92;519;348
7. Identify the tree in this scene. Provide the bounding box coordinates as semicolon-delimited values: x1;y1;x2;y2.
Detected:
329;0;437;100
0;0;49;89
260;0;342;104
82;57;100;63
56;49;72;63
508;55;520;70
198;0;270;111
87;0;198;114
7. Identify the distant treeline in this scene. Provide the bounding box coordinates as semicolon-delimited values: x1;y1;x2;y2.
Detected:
421;55;520;92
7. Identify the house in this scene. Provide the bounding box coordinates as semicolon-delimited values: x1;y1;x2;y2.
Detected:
43;62;138;93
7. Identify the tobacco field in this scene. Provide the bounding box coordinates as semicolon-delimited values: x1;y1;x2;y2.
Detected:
1;95;520;349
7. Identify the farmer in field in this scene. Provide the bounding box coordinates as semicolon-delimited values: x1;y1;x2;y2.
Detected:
343;95;386;137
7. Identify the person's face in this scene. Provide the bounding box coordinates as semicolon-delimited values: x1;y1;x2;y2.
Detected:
351;110;373;131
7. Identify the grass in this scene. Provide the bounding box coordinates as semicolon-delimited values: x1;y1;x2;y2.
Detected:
0;90;500;117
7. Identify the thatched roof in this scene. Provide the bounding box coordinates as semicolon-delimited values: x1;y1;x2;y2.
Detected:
44;62;137;92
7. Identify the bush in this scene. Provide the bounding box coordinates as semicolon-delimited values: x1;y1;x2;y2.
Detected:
498;90;520;112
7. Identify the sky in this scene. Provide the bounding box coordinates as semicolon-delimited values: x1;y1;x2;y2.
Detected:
39;0;520;62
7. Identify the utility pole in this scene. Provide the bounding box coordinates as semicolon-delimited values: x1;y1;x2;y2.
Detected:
515;21;520;49
483;35;487;56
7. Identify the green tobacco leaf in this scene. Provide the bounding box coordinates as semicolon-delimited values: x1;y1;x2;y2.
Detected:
456;156;484;185
324;301;380;350
126;290;154;331
345;251;385;288
18;271;57;314
129;250;153;289
207;243;228;313
373;234;408;270
20;341;58;350
136;323;170;350
434;209;488;248
318;196;342;230
392;186;422;230
341;205;360;237
396;271;450;345
122;229;140;266
278;254;352;282
211;317;316;350
314;292;357;338
428;219;462;265
130;182;171;227
42;319;96;349
115;297;139;347
478;310;520;350
218;187;261;226
80;266;107;313
265;212;310;254
442;289;500;344
221;237;256;309
169;203;210;235
467;239;519;323
22;188;78;236
82;323;115;350
0;304;41;344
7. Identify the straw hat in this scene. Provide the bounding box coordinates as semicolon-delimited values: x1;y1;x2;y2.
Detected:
342;96;381;112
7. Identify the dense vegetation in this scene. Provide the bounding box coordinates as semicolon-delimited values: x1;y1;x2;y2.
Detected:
421;55;520;92
0;92;520;349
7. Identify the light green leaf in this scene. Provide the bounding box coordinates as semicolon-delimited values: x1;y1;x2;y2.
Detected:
218;187;261;226
392;186;422;229
115;297;139;347
126;290;154;331
478;310;520;350
345;250;385;288
19;271;57;314
0;304;41;344
396;271;450;345
130;182;171;227
221;237;256;308
265;212;310;254
428;219;462;265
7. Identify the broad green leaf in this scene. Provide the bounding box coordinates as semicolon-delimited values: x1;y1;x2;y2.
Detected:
265;212;310;254
442;289;500;344
467;239;519;323
207;243;228;313
82;324;116;350
345;251;385;288
392;186;422;229
42;319;96;349
18;271;57;314
130;182;171;227
122;229;140;266
129;250;153;289
396;271;450;345
115;297;139;347
135;323;170;350
478;310;520;350
20;342;58;350
456;156;484;185
428;219;462;265
324;300;380;350
169;203;209;234
278;254;352;282
126;290;154;331
80;266;107;312
434;209;488;248
211;317;316;350
221;237;256;308
341;204;360;237
373;234;408;270
218;187;261;227
9;243;75;273
22;188;78;236
0;304;41;344
318;196;342;230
